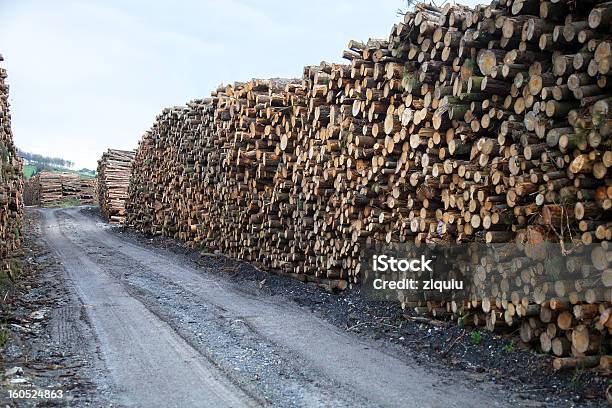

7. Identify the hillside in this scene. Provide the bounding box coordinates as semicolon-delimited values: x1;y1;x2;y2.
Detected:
22;163;95;180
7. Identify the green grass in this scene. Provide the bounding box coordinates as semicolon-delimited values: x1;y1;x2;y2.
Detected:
0;326;9;348
43;198;83;208
0;258;23;289
74;170;96;178
9;258;22;278
22;164;95;180
502;341;515;353
23;164;37;180
457;313;470;328
0;270;11;291
470;330;482;345
569;367;584;391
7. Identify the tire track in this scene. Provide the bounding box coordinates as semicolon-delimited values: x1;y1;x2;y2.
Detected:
40;208;259;408
47;207;512;408
53;209;364;407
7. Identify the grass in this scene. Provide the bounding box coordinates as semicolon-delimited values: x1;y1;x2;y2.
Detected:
569;367;584;391
75;170;95;179
470;330;482;345
0;326;9;348
9;258;22;278
0;258;26;348
44;198;84;208
0;258;22;290
22;164;95;180
457;313;470;327
0;270;11;291
502;341;515;353
23;164;38;180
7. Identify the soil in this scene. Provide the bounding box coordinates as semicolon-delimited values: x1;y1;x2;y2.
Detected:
0;210;114;407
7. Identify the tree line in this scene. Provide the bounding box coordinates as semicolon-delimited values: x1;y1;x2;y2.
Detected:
17;149;74;168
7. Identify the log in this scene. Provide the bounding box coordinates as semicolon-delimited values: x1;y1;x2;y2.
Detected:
25;171;96;206
553;356;600;370
97;149;135;224
0;55;23;268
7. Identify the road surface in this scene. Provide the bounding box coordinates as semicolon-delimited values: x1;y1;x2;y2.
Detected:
39;207;513;407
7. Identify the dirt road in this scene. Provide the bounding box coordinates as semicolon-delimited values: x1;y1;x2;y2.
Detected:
39;207;515;407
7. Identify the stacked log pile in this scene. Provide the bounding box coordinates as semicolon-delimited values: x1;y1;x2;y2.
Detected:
74;175;96;203
39;172;64;203
23;176;40;206
26;171;95;206
341;0;612;370
97;149;135;224
0;54;23;266
127;103;212;238
126;0;612;369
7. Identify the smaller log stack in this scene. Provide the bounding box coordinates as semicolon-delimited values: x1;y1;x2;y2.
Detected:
39;172;64;203
97;149;135;224
76;176;96;203
27;171;95;206
23;176;40;206
0;53;23;265
62;173;95;204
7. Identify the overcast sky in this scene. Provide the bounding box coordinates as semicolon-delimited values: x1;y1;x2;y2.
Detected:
1;0;482;169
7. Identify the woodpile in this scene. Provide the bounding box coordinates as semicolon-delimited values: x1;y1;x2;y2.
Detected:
0;54;23;266
23;176;40;206
25;171;95;206
126;0;612;369
97;149;135;224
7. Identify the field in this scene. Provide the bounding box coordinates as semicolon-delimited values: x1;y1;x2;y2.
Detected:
22;163;95;180
22;164;37;179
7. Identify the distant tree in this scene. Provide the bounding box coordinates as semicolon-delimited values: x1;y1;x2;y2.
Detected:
17;148;75;168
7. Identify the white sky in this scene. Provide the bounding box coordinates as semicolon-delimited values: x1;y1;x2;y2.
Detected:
1;0;483;169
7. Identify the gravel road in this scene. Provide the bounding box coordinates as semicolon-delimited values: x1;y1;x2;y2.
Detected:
39;207;517;407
